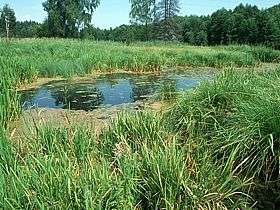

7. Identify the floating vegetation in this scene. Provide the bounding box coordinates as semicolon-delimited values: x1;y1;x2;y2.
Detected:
20;72;206;111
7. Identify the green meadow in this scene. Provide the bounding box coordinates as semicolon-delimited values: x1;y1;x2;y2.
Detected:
0;39;280;209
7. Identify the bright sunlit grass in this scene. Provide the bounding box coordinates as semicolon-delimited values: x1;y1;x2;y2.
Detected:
0;39;280;209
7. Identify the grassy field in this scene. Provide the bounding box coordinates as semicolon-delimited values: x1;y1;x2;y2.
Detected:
0;39;280;209
1;39;280;80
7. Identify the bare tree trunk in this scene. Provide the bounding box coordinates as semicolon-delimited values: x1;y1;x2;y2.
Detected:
5;16;10;41
164;0;168;21
145;21;149;41
153;0;156;17
168;0;172;18
164;0;170;40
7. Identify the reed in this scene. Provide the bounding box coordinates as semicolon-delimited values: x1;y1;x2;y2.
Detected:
0;111;252;209
167;67;280;208
1;39;280;208
1;39;279;81
0;59;21;128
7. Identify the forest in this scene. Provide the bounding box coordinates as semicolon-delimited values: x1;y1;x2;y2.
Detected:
0;1;280;49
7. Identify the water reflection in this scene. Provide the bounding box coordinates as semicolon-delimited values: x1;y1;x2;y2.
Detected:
20;72;209;111
51;84;104;111
131;75;160;101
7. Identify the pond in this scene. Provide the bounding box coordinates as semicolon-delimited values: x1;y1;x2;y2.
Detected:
20;71;211;111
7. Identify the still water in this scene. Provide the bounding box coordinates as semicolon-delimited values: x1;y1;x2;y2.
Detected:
20;71;209;111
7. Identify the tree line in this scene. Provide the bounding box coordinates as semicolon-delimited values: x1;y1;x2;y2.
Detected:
0;1;279;49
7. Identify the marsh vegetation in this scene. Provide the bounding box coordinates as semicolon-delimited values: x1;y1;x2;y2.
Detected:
1;0;280;208
0;39;280;209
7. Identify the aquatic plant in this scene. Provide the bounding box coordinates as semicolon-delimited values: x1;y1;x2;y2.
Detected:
157;79;178;101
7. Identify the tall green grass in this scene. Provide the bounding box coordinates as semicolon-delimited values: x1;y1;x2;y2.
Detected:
1;39;279;80
167;67;280;208
0;111;252;209
1;67;280;208
1;39;280;208
0;59;21;128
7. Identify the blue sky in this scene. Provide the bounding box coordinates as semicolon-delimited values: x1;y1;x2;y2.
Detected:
1;0;279;29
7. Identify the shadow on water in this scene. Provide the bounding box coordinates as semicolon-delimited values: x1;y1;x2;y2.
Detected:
20;71;211;111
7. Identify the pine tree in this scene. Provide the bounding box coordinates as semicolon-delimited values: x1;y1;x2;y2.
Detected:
155;0;181;40
0;4;16;39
